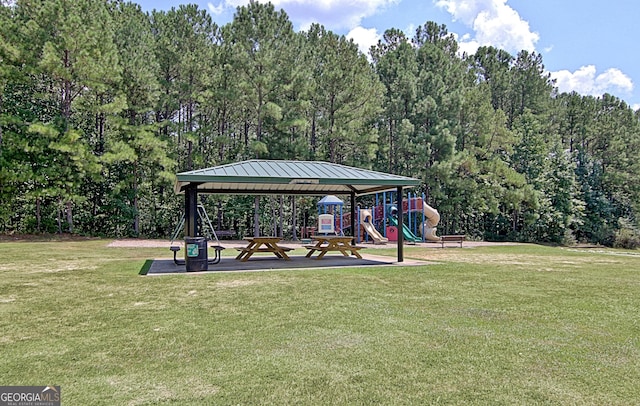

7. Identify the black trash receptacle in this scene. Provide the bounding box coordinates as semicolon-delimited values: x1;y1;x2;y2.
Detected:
184;236;208;272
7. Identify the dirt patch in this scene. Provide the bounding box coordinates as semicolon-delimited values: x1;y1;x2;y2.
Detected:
0;233;100;242
108;238;523;249
216;280;264;288
107;239;178;248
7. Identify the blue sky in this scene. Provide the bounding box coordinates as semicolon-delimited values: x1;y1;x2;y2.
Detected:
137;0;640;110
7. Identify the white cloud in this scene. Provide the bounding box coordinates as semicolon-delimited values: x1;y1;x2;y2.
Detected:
451;32;480;56
224;0;249;7
435;0;539;55
211;0;394;56
435;0;484;25
346;26;381;57
404;23;416;38
435;1;636;104
220;0;398;30
550;65;633;97
208;2;224;15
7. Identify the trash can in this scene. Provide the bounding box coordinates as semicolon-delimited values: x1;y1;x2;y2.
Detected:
184;236;208;272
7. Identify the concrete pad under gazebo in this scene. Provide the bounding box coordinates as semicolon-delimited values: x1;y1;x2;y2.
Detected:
143;252;432;275
173;159;422;264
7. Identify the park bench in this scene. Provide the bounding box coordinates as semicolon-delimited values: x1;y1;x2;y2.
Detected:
214;230;237;239
439;235;466;248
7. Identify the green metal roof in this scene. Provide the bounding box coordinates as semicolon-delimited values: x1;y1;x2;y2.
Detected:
174;160;421;196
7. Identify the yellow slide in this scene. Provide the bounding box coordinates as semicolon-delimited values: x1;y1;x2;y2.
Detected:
360;209;388;244
420;202;441;241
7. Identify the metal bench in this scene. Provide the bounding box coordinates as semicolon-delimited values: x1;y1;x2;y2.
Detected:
440;235;466;248
170;244;226;265
214;230;237;239
209;245;226;264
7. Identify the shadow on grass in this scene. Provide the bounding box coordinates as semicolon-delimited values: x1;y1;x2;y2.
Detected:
139;259;153;275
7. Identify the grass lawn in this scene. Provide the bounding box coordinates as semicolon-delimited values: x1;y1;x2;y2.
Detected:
1;240;639;405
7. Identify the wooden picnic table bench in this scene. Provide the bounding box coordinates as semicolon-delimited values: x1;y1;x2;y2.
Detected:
235;237;293;262
304;235;363;259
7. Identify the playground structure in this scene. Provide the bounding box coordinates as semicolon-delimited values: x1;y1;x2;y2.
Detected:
359;209;388;244
317;195;345;235
315;195;387;243
420;201;441;241
313;192;441;244
170;204;219;245
358;193;441;244
376;197;440;242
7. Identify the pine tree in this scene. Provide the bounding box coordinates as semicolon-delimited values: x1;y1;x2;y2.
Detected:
226;2;296;159
371;28;418;174
302;24;383;166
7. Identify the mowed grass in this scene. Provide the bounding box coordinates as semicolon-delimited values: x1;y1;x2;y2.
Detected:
0;241;639;405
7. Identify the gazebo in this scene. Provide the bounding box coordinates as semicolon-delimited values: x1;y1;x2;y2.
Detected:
174;159;421;262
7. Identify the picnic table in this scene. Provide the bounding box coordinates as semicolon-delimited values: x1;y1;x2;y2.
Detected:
235;237;293;262
304;235;363;260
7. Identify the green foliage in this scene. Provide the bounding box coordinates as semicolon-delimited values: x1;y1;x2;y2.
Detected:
1;1;640;243
613;218;640;249
613;227;640;249
304;24;383;165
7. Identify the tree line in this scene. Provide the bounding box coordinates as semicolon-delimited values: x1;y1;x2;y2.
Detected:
1;0;639;246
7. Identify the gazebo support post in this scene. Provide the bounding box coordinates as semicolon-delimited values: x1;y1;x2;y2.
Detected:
350;193;356;244
184;185;198;237
397;186;404;262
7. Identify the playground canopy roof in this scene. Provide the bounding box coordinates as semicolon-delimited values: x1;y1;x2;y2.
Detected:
174;160;421;196
318;195;344;206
